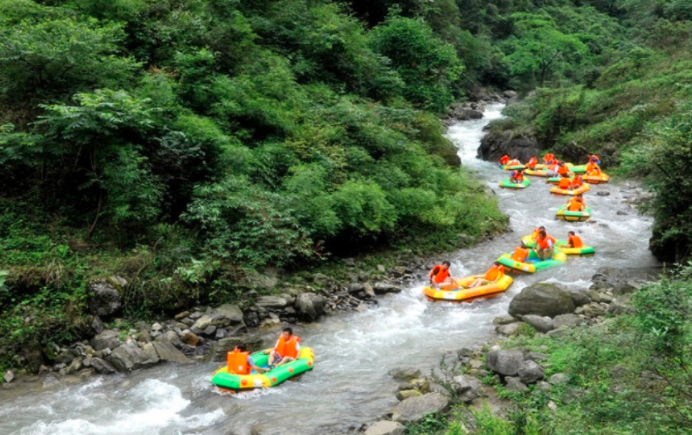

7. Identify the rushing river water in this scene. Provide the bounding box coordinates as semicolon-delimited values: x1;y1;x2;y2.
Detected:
0;104;659;435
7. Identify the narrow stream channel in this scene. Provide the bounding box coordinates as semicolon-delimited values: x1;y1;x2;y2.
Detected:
0;104;659;435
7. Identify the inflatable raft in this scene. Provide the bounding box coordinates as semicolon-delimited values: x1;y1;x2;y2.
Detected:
555;240;595;256
524;168;549;177
423;275;513;302
556;205;592;222
502;164;526;171
211;347;314;393
499;178;531;189
521;235;537;248
569;164;587;174
550;184;590;195
584;173;610;184
497;250;567;273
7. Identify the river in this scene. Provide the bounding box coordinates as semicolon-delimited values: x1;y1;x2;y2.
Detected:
0;104;659;435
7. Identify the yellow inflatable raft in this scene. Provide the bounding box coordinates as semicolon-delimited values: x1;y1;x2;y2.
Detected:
550;184;590;195
584;173;610;184
423;275;513;302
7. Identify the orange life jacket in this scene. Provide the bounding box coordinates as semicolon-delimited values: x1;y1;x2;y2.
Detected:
536;235;556;249
558;165;570;176
275;335;300;359
527;157;538;168
511;171;523;182
568;198;584;211
571;176;583;187
429;265;450;284
558;177;571;189
544;153;554;163
549;163;558;172
511;247;529;262
569;234;583;248
589;166;601;176
484;264;504;282
500;155;509;165
227;350;250;375
508;159;520;166
585;162;597;173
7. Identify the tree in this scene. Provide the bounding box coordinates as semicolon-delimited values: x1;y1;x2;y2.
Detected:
503;13;589;87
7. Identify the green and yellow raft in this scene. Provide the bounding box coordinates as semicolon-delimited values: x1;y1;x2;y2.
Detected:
501;164;526;171
497;250;567;273
555;240;596;256
499;178;531;189
211;347;314;393
556;205;592;222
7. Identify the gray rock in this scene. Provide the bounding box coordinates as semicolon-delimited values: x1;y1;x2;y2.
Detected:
155;330;183;348
493;315;517;325
66;357;83;375
478;129;540;163
256;296;290;309
391;392;450;423
151;323;164;331
509;283;576;318
518;360;545;384
505;376;528;392
294;293;326;322
106;342;159;372
396;389;422;400
590;267;661;295
3;370;14;383
564;288;591;306
348;283;365;294
486;349;524;376
525;352;548;362
365;421;406;435
152;341;193;364
90;357;118;374
596;191;610;196
203;325;217;336
496;322;521;336
189;311;203;320
538;381;552;392
210;304;244;326
582;302;607;318
552;314;583;329
372;282;402;294
54;348;79;365
547;327;569;338
521;315;555;333
206;336;264;362
87;277;126;317
42;375;60;389
92;316;104;334
192;315;213;330
452;375;483;403
389;368;422;382
91;330;121;351
548;373;571;385
608;297;635;315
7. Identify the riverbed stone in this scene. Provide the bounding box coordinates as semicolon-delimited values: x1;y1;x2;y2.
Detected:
91;330;121;351
156;330;183;348
372;282;402;294
553;313;583;329
509;283;575;318
493;315;517;325
256;296;290;310
153;341;193;364
87;277;126;317
4;370;14;383
453;375;483;403
389;368;422;382
365;421;406;435
486;349;525;376
496;322;521;336
106;342;159;372
549;373;571;385
90;357;117;374
192;315;213;330
521;315;555;333
505;376;528;392
518;360;545;384
211;304;244;326
396;389;422;400
294;293;326;321
391;392;450;424
564;288;591;306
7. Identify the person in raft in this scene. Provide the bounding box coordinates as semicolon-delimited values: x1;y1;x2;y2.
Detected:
588;154;601;165
511;242;530;263
266;327;300;369
469;262;505;287
535;229;556;260
499;154;510;166
429;261;459;289
543;153;555;164
557;161;571;177
507;157;521;166
227;343;266;374
557;174;571;190
566;231;583;248
510;169;524;184
570;174;584;190
526;156;538;169
567;194;586;211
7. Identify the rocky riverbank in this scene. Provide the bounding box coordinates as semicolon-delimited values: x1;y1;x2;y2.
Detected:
358;266;661;434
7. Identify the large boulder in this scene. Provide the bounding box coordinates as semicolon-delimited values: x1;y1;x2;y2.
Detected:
372;282;402;294
590;267;661;295
152;341;193;364
294;293;326;322
106;342;159;372
91;330;121;351
391;392;450;424
509;283;576;318
211;304;244;326
89;357;118;374
87;277;126;317
518;360;545;384
486;349;524;376
477;129;540;163
365;421;406;435
452;375;483;403
255;296;290;310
